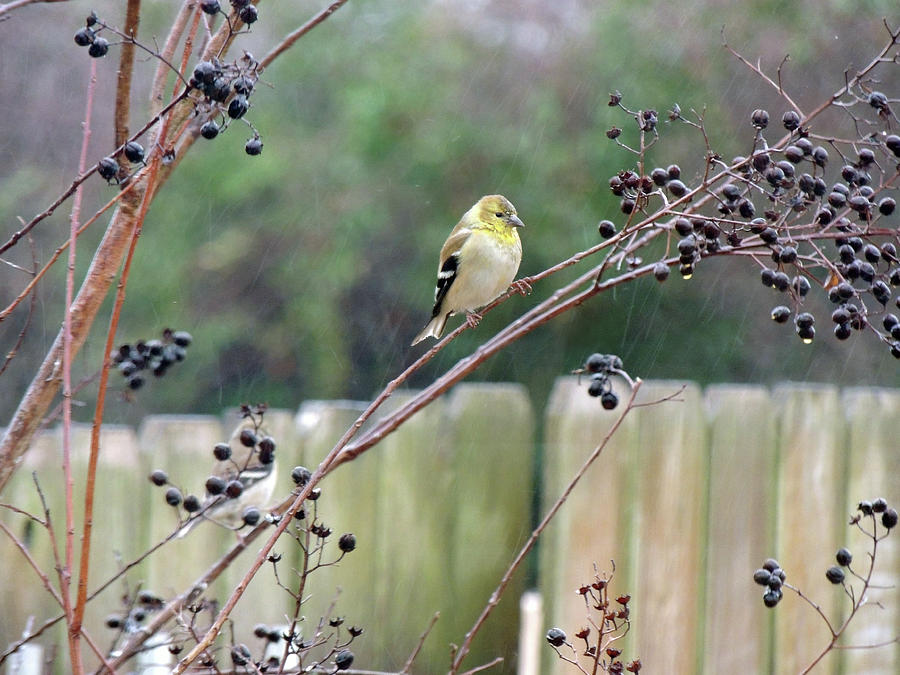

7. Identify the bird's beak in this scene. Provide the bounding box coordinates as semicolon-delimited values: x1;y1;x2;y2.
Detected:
509;214;525;228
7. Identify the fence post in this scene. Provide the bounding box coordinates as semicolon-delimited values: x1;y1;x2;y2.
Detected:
773;383;843;675
540;376;641;674
702;385;776;674
841;387;900;675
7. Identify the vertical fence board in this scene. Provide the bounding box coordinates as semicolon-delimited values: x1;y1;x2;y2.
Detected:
288;401;375;662
703;385;776;674
540;376;639;675
370;392;452;672
446;383;534;673
219;409;303;640
773;384;843;675
137;415;228;605
631;381;706;674
842;388;900;675
0;428;65;662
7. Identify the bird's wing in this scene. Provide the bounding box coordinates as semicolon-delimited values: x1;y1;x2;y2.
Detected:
433;227;472;312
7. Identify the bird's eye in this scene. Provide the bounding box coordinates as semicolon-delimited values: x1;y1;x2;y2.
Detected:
495;212;504;218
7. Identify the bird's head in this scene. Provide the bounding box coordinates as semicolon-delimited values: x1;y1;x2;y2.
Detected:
477;195;525;230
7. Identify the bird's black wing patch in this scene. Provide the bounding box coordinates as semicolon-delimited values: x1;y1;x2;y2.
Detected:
431;253;459;318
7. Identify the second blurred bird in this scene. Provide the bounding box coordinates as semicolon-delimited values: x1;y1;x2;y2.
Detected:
176;414;277;538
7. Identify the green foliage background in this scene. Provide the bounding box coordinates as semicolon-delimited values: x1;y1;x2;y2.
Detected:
1;0;898;425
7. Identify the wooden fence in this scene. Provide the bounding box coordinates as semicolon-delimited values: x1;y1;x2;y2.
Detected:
0;381;897;674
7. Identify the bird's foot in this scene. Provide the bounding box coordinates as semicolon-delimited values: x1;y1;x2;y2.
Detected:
465;312;483;329
510;278;532;296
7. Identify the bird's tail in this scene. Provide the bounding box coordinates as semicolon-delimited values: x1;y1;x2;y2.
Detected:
411;313;449;345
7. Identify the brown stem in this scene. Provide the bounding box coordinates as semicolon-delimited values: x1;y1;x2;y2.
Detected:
62;56;99;675
114;0;141;149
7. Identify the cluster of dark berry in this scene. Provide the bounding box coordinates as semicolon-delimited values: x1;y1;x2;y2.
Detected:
200;0;259;25
190;50;263;156
73;11;109;58
577;353;623;410
104;589;164;635
148;406;275;531
606;87;900;358
752;558;787;608
855;496;898;530
111;328;192;391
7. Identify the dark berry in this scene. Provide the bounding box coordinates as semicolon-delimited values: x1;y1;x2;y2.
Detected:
172;330;192;347
872;497;887;513
97;157;119;181
200;121;220;139
165;487;182;506
760;228;778;244
122;141;145;164
239;428;257;447
835;547;852;566
783;145;804;163
667;180;687;197
192;61;217;86
600;390;618;410
883;508;898;529
225;480;243;499
886;134;900;157
763;558;780;572
879;197;896;216
825;566;845;584
334;649;354;671
339;533;357;552
795;312;814;329
291;466;312;486
239;4;258;23
751;109;769;129
760;268;775;287
88;37;109;58
183;494;201;512
858;500;873;515
231;644;251;667
213;443;231;461
763;589;782;607
811;146;828;167
868;91;888;110
74;28;95;47
127;374;145;390
782;110;801;130
200;0;220;14
753;568;772;585
227;95;249;119
242;506;261;526
653;261;669;282
834;323;851;340
149;469;168;486
205;475;226;495
546;628;567;647
797;324;815;342
772;272;790;292
666;164;681;179
779;246;797;264
598;220;616;238
245;137;263;155
587;375;605;398
792;276;810;297
771;306;790;323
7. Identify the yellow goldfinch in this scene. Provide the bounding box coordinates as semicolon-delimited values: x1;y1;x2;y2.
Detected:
176;417;277;538
412;195;525;345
